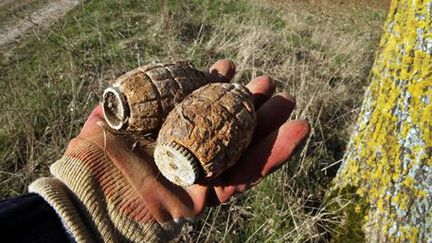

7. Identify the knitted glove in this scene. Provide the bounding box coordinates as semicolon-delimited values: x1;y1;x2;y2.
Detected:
29;59;310;242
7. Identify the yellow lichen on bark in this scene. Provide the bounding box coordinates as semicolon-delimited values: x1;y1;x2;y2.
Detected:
331;0;432;241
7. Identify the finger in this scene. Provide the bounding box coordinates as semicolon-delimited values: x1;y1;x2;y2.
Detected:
213;120;310;203
77;105;105;138
258;120;310;176
246;75;275;108
252;92;296;140
209;59;236;82
85;104;104;124
183;184;209;215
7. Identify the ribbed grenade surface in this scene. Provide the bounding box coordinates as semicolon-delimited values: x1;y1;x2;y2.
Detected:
102;60;217;136
154;83;257;186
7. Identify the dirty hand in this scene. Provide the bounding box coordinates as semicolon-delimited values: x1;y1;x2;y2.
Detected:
30;60;310;242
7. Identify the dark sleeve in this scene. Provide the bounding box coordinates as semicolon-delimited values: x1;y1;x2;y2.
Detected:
0;193;72;243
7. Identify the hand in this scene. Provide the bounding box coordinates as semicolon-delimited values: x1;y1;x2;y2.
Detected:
79;59;310;221
37;59;310;241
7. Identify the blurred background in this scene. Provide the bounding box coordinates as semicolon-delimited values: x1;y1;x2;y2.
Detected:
0;0;389;242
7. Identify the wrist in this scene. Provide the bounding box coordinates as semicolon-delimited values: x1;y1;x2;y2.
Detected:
31;138;177;242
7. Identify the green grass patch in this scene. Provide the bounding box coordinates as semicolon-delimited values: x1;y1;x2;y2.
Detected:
0;0;386;241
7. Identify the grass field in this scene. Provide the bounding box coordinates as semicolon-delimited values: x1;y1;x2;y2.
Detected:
0;0;388;241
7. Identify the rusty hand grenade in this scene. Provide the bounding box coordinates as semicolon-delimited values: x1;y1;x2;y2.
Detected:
102;60;224;137
154;83;257;186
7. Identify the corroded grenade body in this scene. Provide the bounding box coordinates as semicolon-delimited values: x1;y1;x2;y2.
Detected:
154;83;257;186
102;60;219;137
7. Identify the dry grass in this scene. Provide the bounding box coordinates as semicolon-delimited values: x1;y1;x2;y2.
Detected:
0;0;387;241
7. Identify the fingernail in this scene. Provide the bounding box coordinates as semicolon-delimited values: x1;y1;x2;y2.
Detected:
256;75;275;87
209;59;236;81
250;75;276;93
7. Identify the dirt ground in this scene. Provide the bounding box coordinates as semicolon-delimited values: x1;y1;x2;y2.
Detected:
0;0;79;55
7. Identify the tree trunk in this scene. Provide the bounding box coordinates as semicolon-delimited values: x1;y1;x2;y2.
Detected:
329;0;432;242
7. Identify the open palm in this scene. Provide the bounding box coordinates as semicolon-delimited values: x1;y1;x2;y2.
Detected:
78;60;310;224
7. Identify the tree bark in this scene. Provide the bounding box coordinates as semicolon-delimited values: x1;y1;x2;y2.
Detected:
330;0;432;242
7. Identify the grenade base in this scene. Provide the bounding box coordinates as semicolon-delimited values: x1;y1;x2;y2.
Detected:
154;141;201;186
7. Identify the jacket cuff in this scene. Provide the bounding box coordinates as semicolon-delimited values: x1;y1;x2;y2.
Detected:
29;177;93;242
29;139;177;242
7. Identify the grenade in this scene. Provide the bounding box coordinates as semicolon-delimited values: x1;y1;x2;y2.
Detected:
154;83;257;186
102;60;220;137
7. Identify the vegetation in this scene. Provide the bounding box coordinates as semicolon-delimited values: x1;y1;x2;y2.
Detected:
0;0;387;241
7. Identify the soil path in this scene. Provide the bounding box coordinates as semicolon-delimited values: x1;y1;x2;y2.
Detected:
0;0;15;8
0;0;80;55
